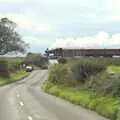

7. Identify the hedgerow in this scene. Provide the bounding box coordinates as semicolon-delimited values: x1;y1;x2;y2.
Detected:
43;58;120;119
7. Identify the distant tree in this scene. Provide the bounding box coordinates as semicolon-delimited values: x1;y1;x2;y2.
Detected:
27;52;33;56
0;18;28;55
24;53;48;68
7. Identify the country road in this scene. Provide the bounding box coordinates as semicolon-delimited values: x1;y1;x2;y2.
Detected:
0;70;108;120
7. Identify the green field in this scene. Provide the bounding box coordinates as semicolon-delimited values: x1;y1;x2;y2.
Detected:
0;57;25;63
108;65;120;75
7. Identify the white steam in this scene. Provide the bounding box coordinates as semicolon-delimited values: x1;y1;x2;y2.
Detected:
52;32;120;49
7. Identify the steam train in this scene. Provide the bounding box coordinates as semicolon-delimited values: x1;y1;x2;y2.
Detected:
45;48;120;58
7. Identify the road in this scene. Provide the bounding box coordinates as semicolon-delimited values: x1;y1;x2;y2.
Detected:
0;70;108;120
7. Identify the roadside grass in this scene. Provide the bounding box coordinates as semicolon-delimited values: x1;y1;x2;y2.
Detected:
42;60;120;120
107;65;120;75
0;70;29;86
42;82;120;119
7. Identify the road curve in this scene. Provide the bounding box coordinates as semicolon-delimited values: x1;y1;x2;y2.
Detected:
0;70;109;120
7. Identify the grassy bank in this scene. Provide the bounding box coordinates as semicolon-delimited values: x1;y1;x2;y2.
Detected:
0;70;29;86
42;58;120;120
42;82;120;120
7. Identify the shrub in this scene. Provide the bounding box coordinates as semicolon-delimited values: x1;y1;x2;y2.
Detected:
86;68;120;97
24;54;48;68
58;58;67;64
0;57;24;77
48;64;76;86
71;59;106;83
8;59;23;73
48;59;107;85
44;58;120;119
0;59;9;77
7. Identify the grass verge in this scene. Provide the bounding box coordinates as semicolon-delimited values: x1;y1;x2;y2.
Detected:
0;70;29;86
42;82;120;120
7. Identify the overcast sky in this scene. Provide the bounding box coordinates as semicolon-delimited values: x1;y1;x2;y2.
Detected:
1;0;120;53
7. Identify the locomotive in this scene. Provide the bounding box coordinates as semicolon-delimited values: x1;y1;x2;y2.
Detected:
45;48;120;58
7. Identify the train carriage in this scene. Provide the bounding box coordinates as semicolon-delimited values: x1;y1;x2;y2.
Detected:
45;48;120;58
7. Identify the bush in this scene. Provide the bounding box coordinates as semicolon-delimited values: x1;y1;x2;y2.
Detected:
8;58;23;73
48;64;76;86
85;65;120;97
0;59;9;77
58;58;67;64
48;59;107;85
71;59;106;83
87;71;120;97
43;58;120;119
24;54;48;68
0;57;24;77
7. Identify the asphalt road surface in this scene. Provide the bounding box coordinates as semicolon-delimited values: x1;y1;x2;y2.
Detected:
0;70;109;120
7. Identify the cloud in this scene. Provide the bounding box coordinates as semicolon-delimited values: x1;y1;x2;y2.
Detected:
52;32;120;49
0;0;119;53
0;13;53;33
23;36;51;46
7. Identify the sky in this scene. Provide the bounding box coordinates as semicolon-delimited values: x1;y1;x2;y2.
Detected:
0;0;120;53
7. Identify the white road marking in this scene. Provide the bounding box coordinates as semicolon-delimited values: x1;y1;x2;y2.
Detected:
20;101;24;106
28;116;33;120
